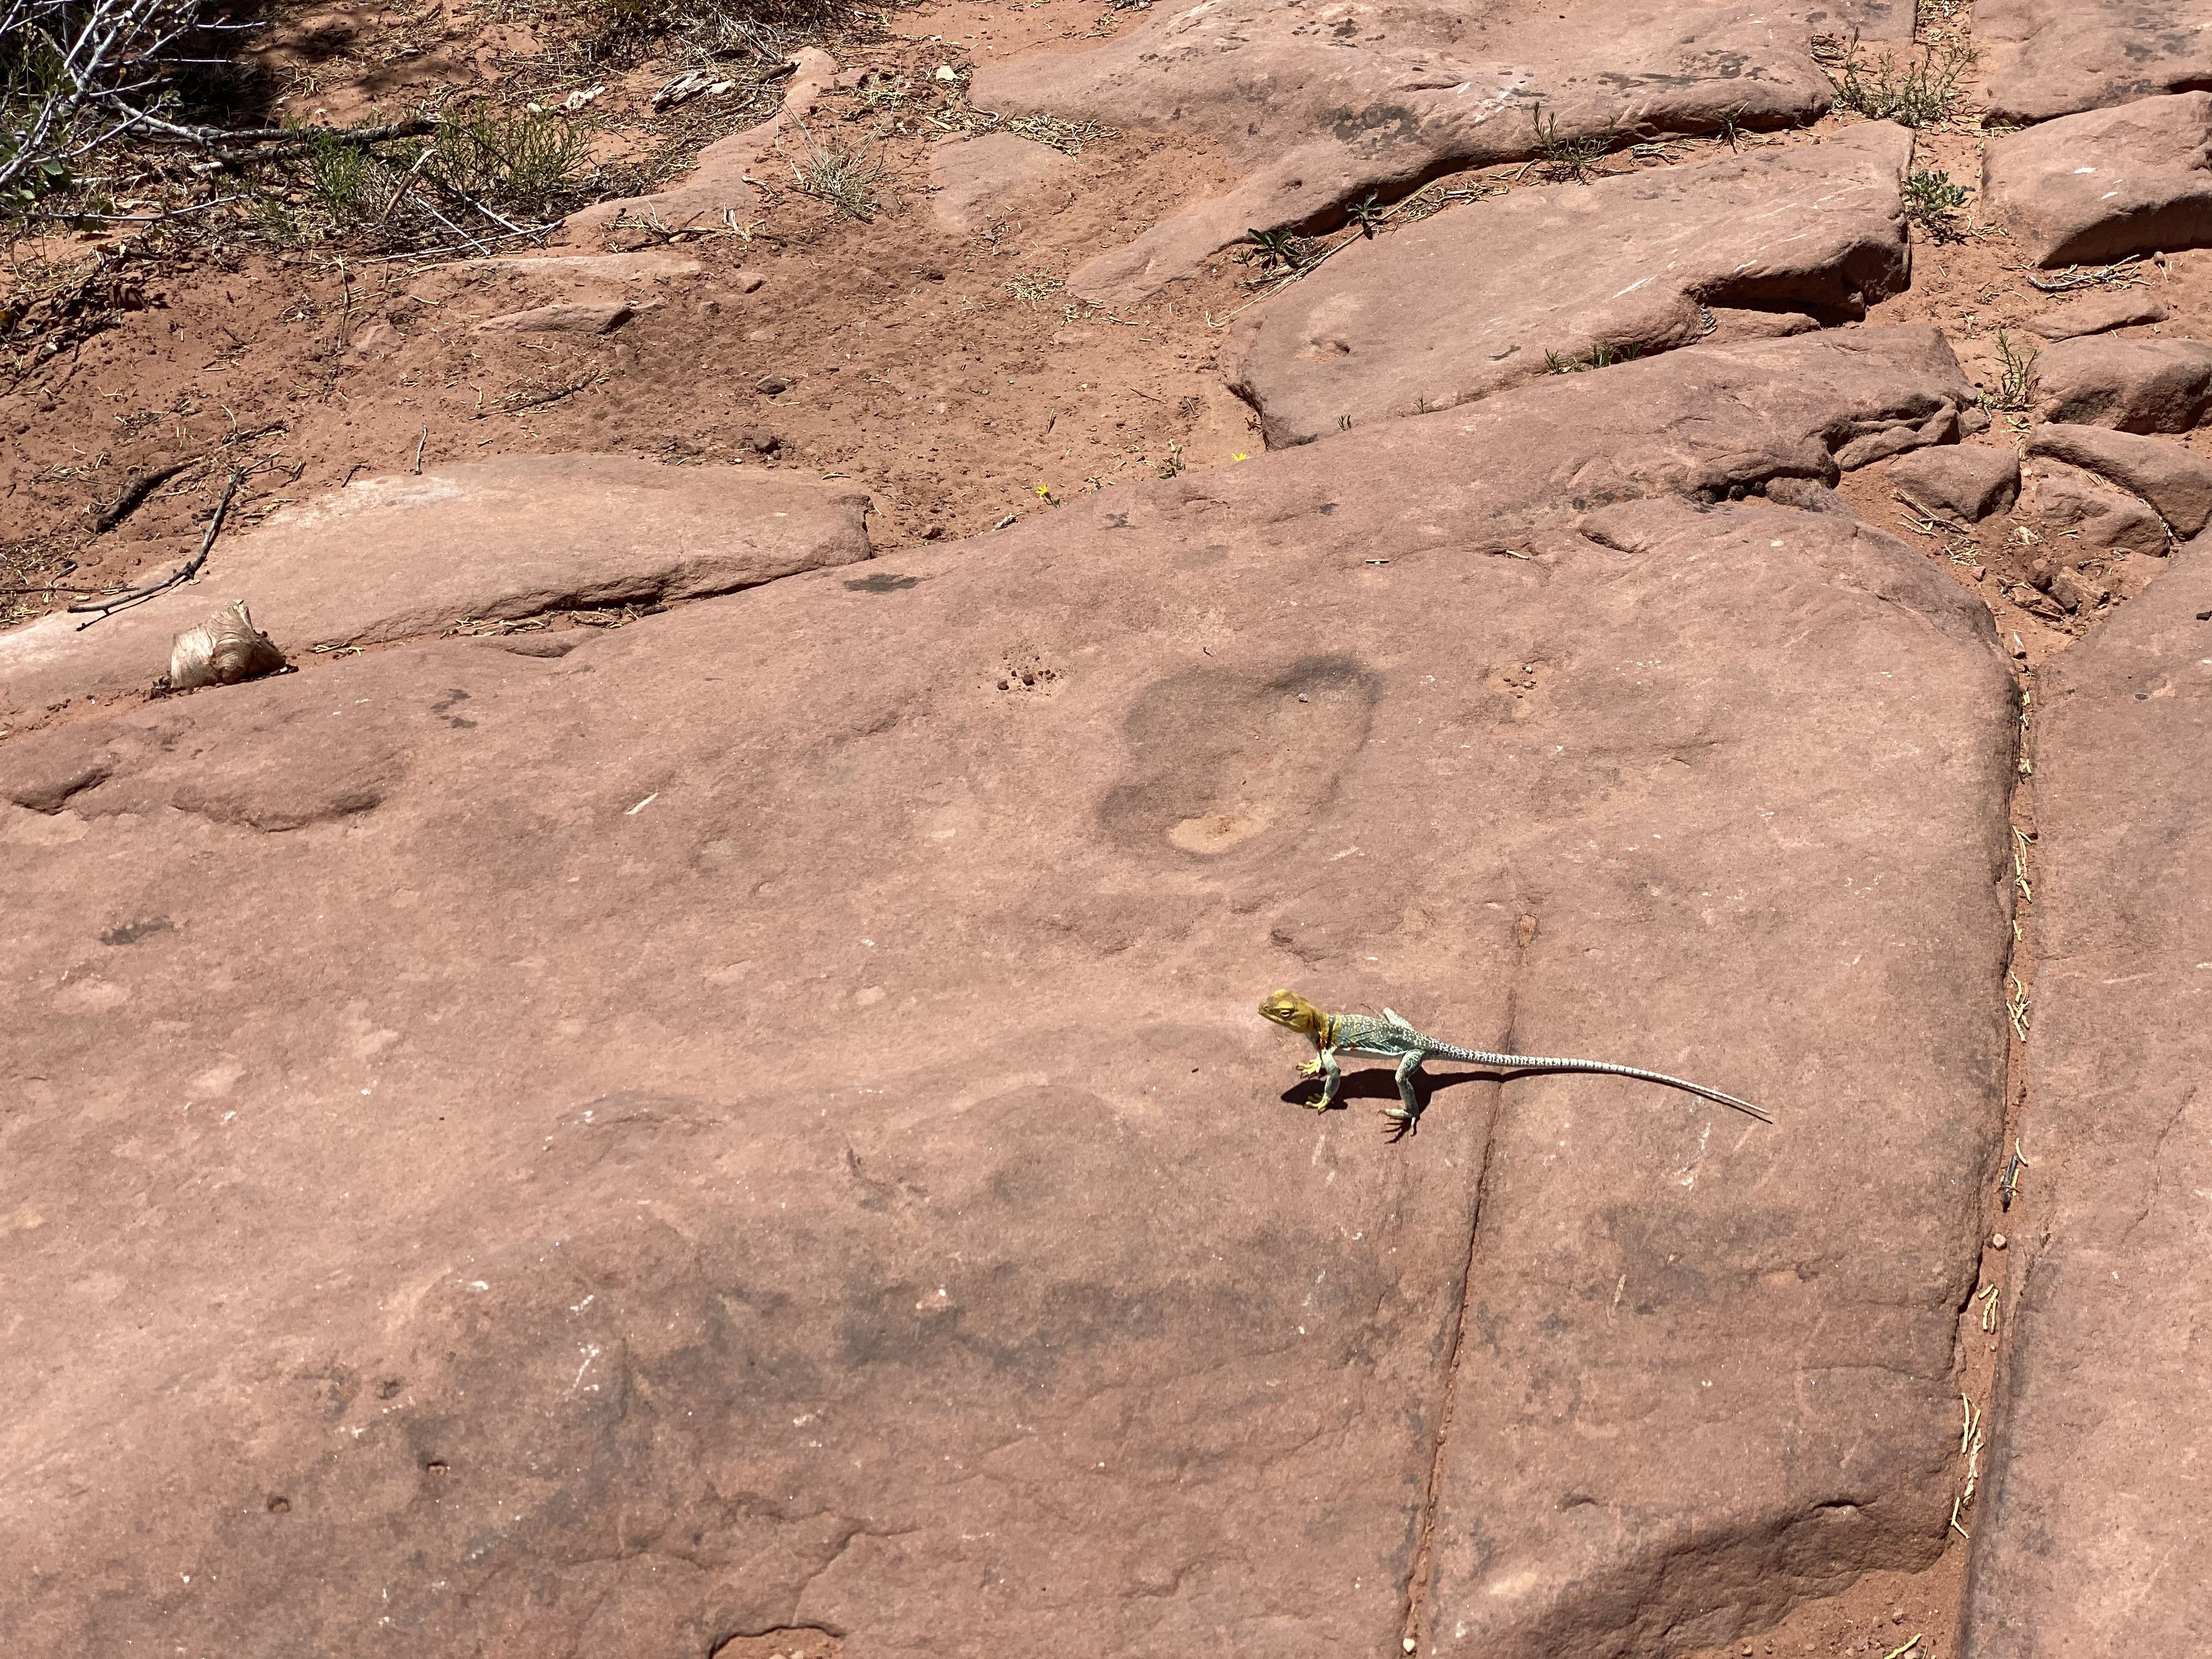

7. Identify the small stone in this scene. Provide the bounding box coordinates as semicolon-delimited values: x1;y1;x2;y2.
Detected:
348;318;405;359
732;269;768;293
756;375;793;396
1888;445;2021;522
473;301;633;336
922;267;946;281
934;64;958;81
1893;1607;1908;1623
1992;1233;2008;1249
1402;1641;1417;1655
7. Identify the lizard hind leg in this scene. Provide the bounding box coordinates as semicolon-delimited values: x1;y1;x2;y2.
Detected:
1381;1051;1426;1137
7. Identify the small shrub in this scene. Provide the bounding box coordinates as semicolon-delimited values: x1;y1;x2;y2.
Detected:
306;133;379;222
426;107;592;218
1902;166;1970;237
1986;331;2036;410
1832;32;1976;128
786;121;884;219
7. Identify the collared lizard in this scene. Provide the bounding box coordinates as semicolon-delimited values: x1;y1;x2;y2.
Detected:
1259;989;1771;1139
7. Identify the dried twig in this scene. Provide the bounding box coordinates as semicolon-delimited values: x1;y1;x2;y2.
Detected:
91;456;196;531
197;116;436;167
2024;255;2146;294
69;465;241;627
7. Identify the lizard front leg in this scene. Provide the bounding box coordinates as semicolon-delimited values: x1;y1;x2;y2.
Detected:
1381;1051;1425;1138
1306;1046;1343;1110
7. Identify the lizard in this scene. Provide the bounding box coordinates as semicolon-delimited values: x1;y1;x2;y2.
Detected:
1258;989;1772;1140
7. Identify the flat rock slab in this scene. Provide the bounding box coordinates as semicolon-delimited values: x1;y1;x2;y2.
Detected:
2030;421;2212;533
1;332;2011;1658
1233;123;1909;446
928;133;1073;232
2028;289;2169;340
2036;335;2212;431
1979;0;2212;126
974;1;1847;304
0;456;872;718
1982;92;2212;267
1964;537;2212;1658
1887;443;2021;522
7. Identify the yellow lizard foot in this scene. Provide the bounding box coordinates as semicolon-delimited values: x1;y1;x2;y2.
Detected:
1297;1059;1322;1077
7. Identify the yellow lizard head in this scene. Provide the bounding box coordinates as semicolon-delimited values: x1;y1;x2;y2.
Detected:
1259;989;1329;1040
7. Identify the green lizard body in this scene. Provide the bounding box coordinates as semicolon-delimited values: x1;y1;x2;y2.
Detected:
1258;989;1771;1140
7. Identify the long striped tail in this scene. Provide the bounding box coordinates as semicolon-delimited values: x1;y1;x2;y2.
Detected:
1426;1043;1772;1124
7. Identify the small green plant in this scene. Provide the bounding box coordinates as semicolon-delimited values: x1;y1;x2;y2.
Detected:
1158;441;1185;478
427;108;591;218
1545;341;1644;374
1346;191;1385;238
1986;331;2037;410
1529;103;1618;182
306;133;379;222
1240;225;1317;276
1832;32;1977;128
1903;166;1970;238
1714;104;1750;151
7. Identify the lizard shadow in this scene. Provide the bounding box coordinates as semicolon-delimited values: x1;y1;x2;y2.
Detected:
1277;1069;1493;1112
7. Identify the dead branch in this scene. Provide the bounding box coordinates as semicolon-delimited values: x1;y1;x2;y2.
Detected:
70;465;241;627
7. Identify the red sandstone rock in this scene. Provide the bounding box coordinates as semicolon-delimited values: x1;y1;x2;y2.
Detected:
1232;123;1910;447
2027;289;2170;340
2035;335;2212;431
2027;465;2169;560
0;333;2011;1657
973;2;1847;304
473;300;634;334
1963;535;2212;1658
2030;422;2212;534
1981;93;2212;267
0;456;873;718
566;48;837;232
1979;0;2212;126
927;133;1073;233
1887;444;2021;522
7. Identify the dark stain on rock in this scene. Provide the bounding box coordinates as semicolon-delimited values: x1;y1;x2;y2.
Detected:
430;688;477;729
844;572;922;593
99;917;172;946
1102;653;1379;860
